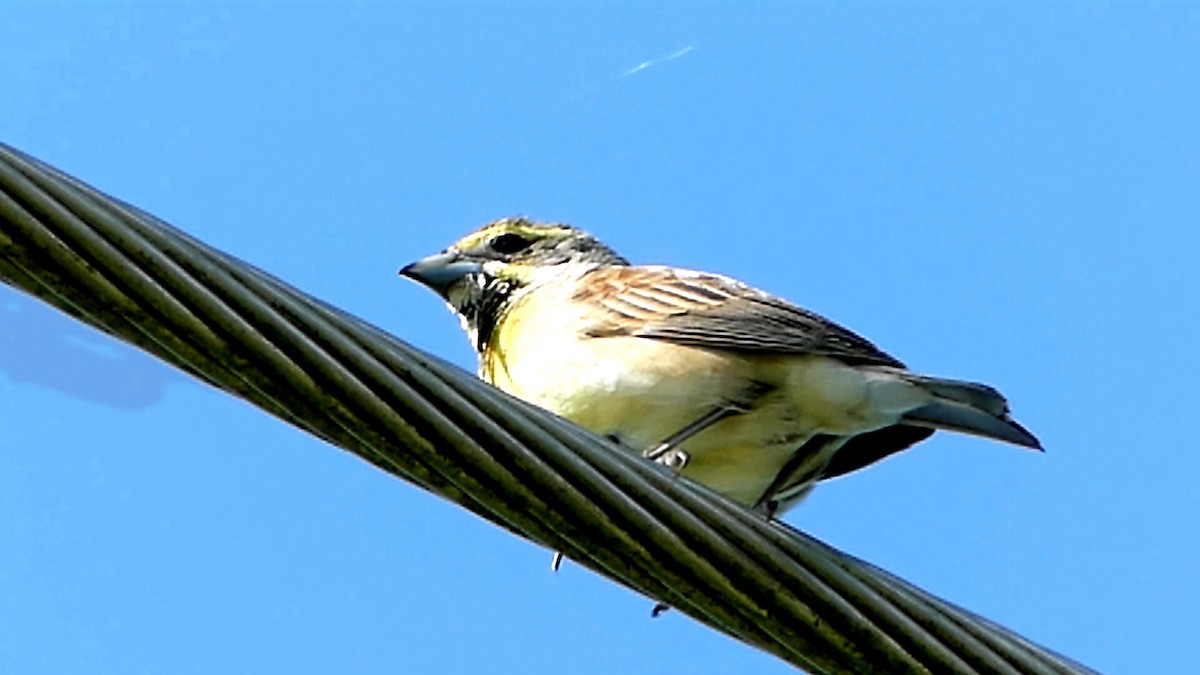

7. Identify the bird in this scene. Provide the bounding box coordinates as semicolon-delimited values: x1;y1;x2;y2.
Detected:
399;217;1041;518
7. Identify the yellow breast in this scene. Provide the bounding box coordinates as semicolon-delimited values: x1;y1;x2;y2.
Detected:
480;284;908;505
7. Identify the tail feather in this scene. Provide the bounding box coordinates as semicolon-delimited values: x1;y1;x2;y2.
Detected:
898;374;1042;450
906;374;1008;416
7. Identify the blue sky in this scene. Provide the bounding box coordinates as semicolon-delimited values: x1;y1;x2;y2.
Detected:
1;4;1197;673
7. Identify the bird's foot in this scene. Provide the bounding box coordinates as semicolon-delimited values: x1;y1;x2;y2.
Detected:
644;445;690;471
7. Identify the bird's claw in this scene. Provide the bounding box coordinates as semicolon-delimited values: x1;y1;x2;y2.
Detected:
658;448;689;470
644;445;690;471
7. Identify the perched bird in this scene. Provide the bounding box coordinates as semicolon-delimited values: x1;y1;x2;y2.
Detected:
400;217;1040;517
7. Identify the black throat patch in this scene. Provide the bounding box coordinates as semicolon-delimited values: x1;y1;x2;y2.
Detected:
460;274;520;354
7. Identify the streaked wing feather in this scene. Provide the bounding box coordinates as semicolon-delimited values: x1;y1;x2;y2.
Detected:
576;266;904;367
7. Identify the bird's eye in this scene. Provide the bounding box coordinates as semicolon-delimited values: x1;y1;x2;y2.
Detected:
489;232;532;255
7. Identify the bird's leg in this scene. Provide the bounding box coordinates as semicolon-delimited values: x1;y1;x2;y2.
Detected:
550;433;636;572
638;403;739;619
643;405;743;470
548;432;637;571
640;405;747;617
639;406;746;619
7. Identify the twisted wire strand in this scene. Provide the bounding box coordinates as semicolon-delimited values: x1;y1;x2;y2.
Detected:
0;142;1094;675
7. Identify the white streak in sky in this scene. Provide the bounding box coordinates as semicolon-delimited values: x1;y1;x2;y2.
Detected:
569;45;696;101
618;45;695;78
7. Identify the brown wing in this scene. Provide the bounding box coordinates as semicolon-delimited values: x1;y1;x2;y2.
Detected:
575;266;905;368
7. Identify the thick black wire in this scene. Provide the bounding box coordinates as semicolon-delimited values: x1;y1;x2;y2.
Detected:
0;142;1097;675
1;151;802;663
0;145;827;670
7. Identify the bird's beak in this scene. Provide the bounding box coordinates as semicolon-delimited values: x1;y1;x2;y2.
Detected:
399;251;483;294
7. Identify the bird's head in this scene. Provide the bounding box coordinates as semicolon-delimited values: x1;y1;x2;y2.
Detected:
400;217;627;349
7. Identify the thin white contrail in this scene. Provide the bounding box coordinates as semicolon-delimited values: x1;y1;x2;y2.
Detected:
569;45;696;101
618;45;695;78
